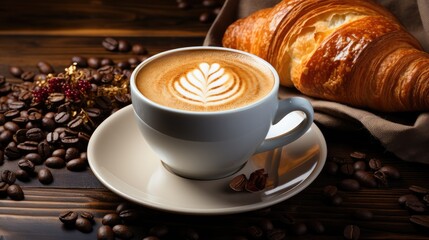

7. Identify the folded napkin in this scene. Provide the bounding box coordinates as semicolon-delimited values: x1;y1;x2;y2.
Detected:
204;0;429;164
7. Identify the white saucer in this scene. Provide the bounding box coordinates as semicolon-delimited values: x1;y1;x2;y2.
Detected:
88;105;327;215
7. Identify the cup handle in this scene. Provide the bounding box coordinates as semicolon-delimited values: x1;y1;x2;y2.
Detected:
255;97;314;153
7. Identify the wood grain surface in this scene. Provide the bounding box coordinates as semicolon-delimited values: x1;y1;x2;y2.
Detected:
0;0;428;239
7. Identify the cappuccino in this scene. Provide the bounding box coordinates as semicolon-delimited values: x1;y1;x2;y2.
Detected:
136;49;274;112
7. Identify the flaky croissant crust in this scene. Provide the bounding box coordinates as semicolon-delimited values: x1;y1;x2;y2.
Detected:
223;0;429;112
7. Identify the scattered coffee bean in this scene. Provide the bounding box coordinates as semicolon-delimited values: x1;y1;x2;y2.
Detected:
2;170;16;184
80;211;94;222
405;199;427;213
340;163;355;176
246;225;263;239
38;168;54;185
102;213;122;227
368;158;382;171
59;211;78;225
379;165;400;179
88;57;102;69
97;225;115;240
101;58;114;66
20;71;35;82
66;158;87;171
199;11;215;23
102;37;119;51
354;170;377;188
331;194;344;206
75;217;93;233
7;184;24;200
245;169;268;192
339;179;360;191
266;229;285;240
409;185;429;195
229;174;247;192
410;215;429;229
398;194;420;206
18;159;35;172
37;61;54;74
132;43;148;55
15;169;31;182
353;161;366;171
119;208;140;223
306;220;325;234
149;225;169;238
9;66;24;78
344;225;360;240
292;222;307;235
4;145;21;159
17;141;39;152
26;127;44;141
350;151;366;161
118;40;131;52
71;56;88;67
45;156;66;168
112;224;133;239
373;170;388;187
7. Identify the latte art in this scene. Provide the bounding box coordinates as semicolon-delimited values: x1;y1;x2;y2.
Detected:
136;49;274;112
172;62;244;106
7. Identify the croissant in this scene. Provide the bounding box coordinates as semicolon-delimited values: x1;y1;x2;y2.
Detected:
222;0;429;112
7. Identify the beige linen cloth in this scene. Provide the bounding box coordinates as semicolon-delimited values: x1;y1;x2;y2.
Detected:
204;0;429;164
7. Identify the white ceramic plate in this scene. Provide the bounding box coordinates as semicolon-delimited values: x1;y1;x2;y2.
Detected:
88;105;327;215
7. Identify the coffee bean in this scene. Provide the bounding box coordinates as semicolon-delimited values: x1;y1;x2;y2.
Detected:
102;213;122;227
266;229;285;240
0;182;9;198
38;141;51;159
353;209;373;220
245;169;268;192
75;217;93;233
323;185;338;198
7;184;24;200
112;224;133;239
398;194;420;206
4;109;20;119
373;170;388;187
12;116;28;125
344;225;360;240
27;111;42;122
102;37;119;51
18;159;35;172
2;170;16;184
0;130;13;143
4;121;20;132
423;194;429;205
78;131;90;142
350;151;366;161
119;208;140;223
61;136;80;145
116;202;137;214
80;211;94;222
339;179;360;191
71;56;88;67
199;11;215;23
276;212;296;225
409;185;429;195
34;73;47;82
17;141;39;153
132;43;148;55
37;61;54;74
340;163;355;176
15;169;31;182
67;116;83;129
42;117;56;131
368;158;382;171
45;156;66;169
26;128;44;141
118;40;131;52
5;145;21;159
97;225;115;240
116;61;131;70
88;57;102;69
354;170;377;188
9;66;24;78
52;148;66;158
405;199;427;213
66;158;87;172
38;168;53;185
64;147;80;161
46;131;60;145
20;71;35;82
379;165;400;179
101;58;114;66
410;215;429;229
59;211;78;225
353;161;366;171
54;111;70;124
142;237;160;240
229;174;247;192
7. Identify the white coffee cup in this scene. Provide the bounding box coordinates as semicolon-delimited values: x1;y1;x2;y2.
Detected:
130;46;314;180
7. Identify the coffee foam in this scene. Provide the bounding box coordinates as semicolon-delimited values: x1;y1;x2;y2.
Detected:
136;50;274;112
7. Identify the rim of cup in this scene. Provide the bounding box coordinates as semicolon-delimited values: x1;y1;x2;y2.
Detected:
130;46;280;115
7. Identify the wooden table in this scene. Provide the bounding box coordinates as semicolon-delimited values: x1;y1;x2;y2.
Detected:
0;1;428;239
